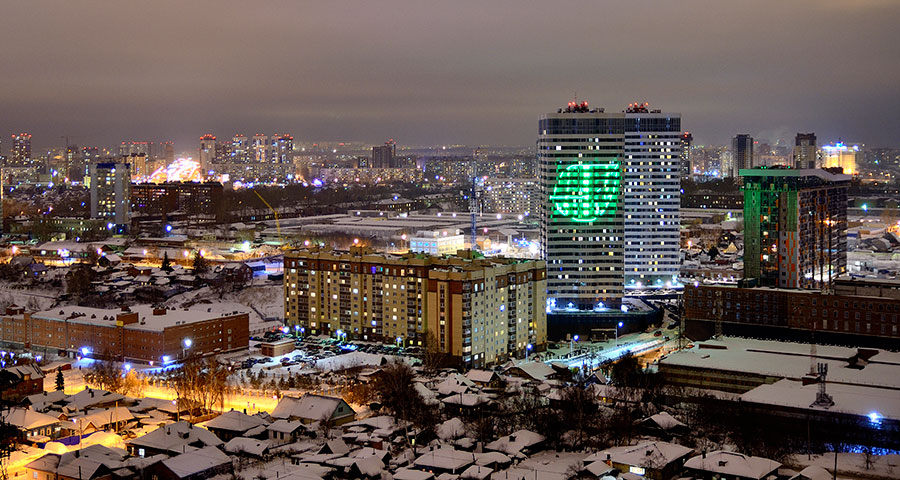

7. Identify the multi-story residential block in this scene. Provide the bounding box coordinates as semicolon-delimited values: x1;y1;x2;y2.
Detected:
480;177;540;215
131;181;225;223
90;161;131;232
741;167;850;289
283;247;546;368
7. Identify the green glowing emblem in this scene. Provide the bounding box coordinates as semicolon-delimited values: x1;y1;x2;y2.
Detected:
550;162;621;222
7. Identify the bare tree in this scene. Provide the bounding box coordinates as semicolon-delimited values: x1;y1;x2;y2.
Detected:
172;357;228;418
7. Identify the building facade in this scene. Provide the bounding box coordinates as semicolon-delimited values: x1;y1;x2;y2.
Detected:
731;134;754;178
821;142;860;176
480;177;540;215
0;305;249;363
539;102;626;309
623;104;682;288
371;140;397;168
199;134;217;173
741;167;849;289
684;283;900;349
283;247;547;367
680;132;693;178
131;182;225;223
793;133;817;169
90;161;131;231
409;230;466;256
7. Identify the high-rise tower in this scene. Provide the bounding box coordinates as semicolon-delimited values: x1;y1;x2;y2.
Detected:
742;167;849;290
623;103;682;289
680;132;693;178
11;133;32;167
199;134;217;173
793;133;817;169
539;101;625;309
732;134;754;177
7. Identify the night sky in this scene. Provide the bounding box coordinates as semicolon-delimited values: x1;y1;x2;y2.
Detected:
2;0;899;150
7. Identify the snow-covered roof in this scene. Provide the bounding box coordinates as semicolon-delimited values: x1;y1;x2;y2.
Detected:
393;467;435;480
659;337;900;390
437;417;466;440
590;441;693;469
741;378;900;422
267;419;306;434
224;437;270;457
270;393;354;422
642;411;687;430
414;447;475;472
465;369;497;385
503;361;555;381
160;445;230;478
204;409;269;433
65;388;124;411
684;451;781;480
32;304;249;332
128;421;223;453
1;407;59;430
484;430;545;456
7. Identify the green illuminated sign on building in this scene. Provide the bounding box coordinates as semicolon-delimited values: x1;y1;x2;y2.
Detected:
550;162;621;222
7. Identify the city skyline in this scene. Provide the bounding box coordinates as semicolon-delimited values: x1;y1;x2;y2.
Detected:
2;1;900;149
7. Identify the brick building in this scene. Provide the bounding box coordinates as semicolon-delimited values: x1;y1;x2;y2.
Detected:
684;283;900;349
284;247;547;368
0;305;249;363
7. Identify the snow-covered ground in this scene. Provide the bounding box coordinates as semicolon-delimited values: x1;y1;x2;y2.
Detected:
789;452;900;480
164;278;283;333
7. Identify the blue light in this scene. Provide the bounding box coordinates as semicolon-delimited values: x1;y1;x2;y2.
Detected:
162;355;171;364
573;335;579;342
868;412;883;425
123;363;131;372
862;204;868;212
165;225;173;232
81;347;91;356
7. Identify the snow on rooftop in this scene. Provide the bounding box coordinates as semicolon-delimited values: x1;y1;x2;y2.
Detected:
684;450;781;480
659;337;900;390
741;378;900;421
32;304;249;331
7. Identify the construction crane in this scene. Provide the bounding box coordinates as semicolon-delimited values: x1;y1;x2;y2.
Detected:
253;190;285;247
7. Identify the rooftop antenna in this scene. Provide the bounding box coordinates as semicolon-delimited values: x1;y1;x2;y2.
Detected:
811;362;834;408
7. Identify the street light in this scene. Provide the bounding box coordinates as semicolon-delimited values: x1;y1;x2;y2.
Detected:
616;321;623;347
570;335;579;357
526;343;533;362
182;338;192;360
396;336;403;348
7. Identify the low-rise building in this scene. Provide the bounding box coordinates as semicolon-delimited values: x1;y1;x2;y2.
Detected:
0;364;45;403
0;305;249;363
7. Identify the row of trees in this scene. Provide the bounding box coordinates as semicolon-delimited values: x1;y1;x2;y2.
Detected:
84;355;228;419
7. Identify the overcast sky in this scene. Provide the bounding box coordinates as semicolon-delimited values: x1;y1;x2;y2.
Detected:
2;0;899;151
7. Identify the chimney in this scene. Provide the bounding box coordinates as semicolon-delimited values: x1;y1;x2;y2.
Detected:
153;307;167;316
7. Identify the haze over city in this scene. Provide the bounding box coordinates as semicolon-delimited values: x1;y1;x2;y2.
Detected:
1;2;900;480
2;0;900;148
